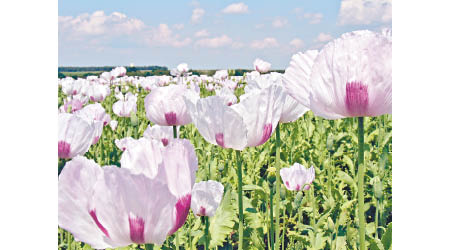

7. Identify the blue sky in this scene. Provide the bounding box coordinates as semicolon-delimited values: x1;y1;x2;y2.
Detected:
59;0;391;69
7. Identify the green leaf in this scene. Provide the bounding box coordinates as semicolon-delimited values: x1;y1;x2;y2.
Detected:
209;187;237;248
381;222;392;250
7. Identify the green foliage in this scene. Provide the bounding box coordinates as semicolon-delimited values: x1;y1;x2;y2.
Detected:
58;80;392;250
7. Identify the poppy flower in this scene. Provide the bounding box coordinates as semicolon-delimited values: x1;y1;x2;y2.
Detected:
58;156;177;248
308;30;392;119
143;124;178;146
253;58;271;73
191;180;224;217
282;50;319;109
280;163;315;191
120;138;198;235
185;95;248;150
144;84;194;126
58;113;95;159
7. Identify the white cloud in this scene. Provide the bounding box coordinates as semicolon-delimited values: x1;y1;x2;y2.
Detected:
191;8;205;23
315;33;333;43
142;24;191;48
195;35;233;48
173;23;184;30
59;11;145;39
250;37;279;49
272;17;288;28
194;29;209;37
289;38;304;50
222;3;249;14
338;0;392;25
304;12;323;24
232;42;245;49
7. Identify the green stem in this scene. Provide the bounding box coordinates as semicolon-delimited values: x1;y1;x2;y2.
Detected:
357;117;366;250
205;216;210;250
275;124;281;249
173;125;177;139
269;186;275;250
375;199;379;239
67;231;72;250
236;150;244;250
176;232;179;250
282;207;286;250
311;185;316;228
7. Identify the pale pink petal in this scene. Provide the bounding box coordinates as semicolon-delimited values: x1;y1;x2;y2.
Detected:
309;30;391;119
191;181;224;217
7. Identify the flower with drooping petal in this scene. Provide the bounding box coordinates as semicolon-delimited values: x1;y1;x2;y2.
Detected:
120;138;198;235
185;95;248;150
253;58;271;73
191;180;224;217
58;156;177;248
75;103;108;144
223;79;238;91
58;113;95;159
112;96;137;117
231;84;286;147
309;30;392;119
246;72;308;123
280;163;315;191
76;103;110;126
282;50;319;109
87;83;110;102
144;84;194;126
143;124;178;146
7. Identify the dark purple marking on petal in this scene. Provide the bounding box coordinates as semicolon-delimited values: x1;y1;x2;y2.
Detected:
89;209;110;238
227;102;232;106
161;138;169;146
164;112;177;126
257;123;273;146
58;141;71;159
197;206;206;217
168;194;191;235
345;81;369;116
303;185;310;191
285;181;290;189
215;133;225;148
295;184;301;191
128;215;145;244
72;90;77;95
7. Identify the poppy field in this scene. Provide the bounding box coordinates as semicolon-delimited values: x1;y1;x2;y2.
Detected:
58;30;392;250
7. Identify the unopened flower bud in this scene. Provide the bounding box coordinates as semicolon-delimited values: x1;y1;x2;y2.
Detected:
293;191;304;210
267;167;277;185
326;133;334;152
373;176;383;199
130;112;139;127
218;162;224;172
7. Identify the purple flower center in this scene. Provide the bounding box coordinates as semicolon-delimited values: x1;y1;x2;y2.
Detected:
258;123;273;146
161;138;169;146
215;133;225;148
128;214;145;244
58;141;71;159
169;194;191;235
164;112;177;126
89;209;110;238
345;81;369;116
